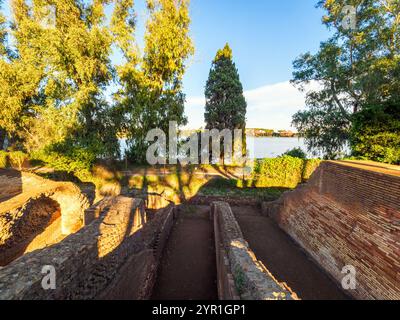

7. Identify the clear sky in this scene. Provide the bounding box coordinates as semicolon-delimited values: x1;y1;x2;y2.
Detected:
2;0;331;130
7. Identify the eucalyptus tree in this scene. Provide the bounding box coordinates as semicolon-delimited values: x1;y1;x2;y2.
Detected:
116;0;194;163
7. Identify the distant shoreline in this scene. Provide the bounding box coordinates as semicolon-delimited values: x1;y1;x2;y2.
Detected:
179;128;300;138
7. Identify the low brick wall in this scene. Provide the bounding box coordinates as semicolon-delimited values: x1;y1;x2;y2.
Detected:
264;161;400;300
0;170;90;238
211;201;294;300
0;197;175;300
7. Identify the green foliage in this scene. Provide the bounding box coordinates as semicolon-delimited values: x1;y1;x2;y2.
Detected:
282;147;307;159
292;106;350;159
292;0;400;158
0;0;7;56
8;151;27;170
302;158;322;181
0;150;7;168
204;177;238;189
116;0;194;163
351;102;400;164
247;156;321;188
31;142;98;180
205;43;247;132
1;0;121;163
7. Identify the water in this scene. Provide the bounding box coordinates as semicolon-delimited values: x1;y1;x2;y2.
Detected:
120;137;311;160
247;137;310;159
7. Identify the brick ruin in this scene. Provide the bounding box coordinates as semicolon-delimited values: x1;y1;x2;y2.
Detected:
0;170;90;266
263;161;400;300
212;201;296;300
0;196;174;299
0;161;399;300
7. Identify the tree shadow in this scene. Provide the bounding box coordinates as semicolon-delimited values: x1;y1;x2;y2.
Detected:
35;170;96;205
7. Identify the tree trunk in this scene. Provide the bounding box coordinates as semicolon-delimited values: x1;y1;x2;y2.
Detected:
0;129;6;150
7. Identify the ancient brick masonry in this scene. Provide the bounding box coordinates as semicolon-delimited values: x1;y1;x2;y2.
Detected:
212;201;295;300
0;170;90;266
0;170;90;239
266;161;400;300
0;197;175;300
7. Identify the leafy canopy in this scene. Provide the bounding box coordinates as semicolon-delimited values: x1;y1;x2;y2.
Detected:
292;0;400;160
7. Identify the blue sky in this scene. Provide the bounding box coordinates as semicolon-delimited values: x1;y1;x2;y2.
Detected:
2;0;330;130
183;0;330;130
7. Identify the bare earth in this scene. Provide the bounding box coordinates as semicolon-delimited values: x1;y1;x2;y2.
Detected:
151;205;218;300
232;206;350;300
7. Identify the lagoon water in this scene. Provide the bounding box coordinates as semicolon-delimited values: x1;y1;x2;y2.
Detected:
120;136;310;160
247;137;309;159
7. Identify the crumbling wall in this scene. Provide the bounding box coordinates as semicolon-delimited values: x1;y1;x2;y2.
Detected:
0;197;175;300
0;196;61;266
0;170;90;260
264;161;400;300
211;201;295;300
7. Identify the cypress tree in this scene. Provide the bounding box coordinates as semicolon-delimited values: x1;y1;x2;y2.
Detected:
204;44;247;160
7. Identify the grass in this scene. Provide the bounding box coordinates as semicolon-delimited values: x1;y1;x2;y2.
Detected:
198;178;288;202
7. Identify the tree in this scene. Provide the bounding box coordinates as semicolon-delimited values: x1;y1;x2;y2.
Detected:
351;102;400;164
0;0;8;148
0;0;6;56
27;0;118;159
204;44;247;161
0;0;121;162
292;0;400;159
0;0;44;150
117;0;194;163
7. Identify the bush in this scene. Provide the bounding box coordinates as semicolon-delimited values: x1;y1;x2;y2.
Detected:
351;102;400;164
8;151;28;170
246;156;321;188
31;143;97;181
302;158;322;180
282;147;307;159
0;151;8;168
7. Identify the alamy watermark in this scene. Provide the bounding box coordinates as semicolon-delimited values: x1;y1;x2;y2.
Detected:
145;121;250;167
41;265;56;290
341;265;357;290
341;1;364;31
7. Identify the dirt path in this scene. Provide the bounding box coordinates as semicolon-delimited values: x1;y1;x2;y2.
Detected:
151;205;218;300
232;206;349;300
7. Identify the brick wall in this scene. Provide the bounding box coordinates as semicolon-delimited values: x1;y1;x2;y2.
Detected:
0;197;175;300
0;170;90;237
270;161;400;300
212;201;295;300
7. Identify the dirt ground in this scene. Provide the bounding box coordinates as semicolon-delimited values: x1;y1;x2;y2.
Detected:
151;205;218;300
232;206;350;300
151;204;349;300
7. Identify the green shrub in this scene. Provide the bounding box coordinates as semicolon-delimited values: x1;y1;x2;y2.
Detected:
206;177;238;189
8;151;28;170
31;144;97;181
282;147;307;159
351;102;400;164
302;158;322;181
0;151;8;168
246;156;321;188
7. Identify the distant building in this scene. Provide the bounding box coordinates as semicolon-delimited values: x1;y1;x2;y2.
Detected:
246;129;298;137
